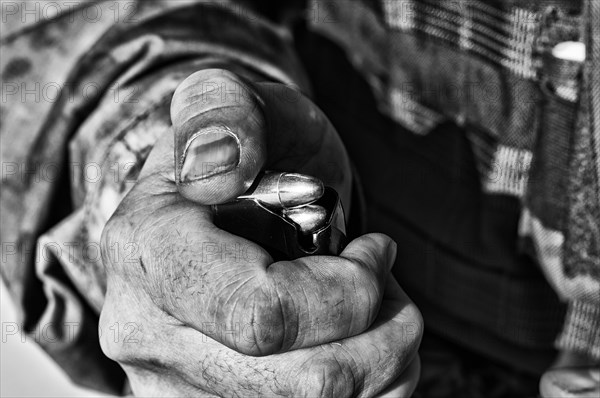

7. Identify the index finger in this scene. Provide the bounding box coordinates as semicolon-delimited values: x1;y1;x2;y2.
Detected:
125;190;398;356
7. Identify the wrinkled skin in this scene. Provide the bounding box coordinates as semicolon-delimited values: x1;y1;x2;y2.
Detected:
99;69;423;397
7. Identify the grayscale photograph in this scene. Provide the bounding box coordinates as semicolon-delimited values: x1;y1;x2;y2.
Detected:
1;0;598;397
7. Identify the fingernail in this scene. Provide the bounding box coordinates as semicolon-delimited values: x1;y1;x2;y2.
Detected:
180;127;240;183
284;205;328;234
387;240;398;269
240;172;324;208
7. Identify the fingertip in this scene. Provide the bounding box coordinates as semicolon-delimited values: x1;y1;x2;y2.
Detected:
341;233;397;272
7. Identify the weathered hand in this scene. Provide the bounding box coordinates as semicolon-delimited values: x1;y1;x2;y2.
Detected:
99;69;423;397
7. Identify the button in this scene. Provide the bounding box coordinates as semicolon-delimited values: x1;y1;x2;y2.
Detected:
552;41;586;63
546;41;586;101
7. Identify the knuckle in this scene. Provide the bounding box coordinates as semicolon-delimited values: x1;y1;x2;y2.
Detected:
295;357;355;398
98;302;128;363
98;291;150;367
228;286;289;356
101;211;147;278
100;213;132;264
230;323;279;357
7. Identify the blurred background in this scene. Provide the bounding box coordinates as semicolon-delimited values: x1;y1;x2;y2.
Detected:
1;282;110;398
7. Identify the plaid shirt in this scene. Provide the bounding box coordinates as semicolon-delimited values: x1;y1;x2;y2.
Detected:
1;0;598;394
309;0;599;357
317;0;600;357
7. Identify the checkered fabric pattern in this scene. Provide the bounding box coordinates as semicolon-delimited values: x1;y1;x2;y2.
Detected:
311;0;599;360
313;0;600;357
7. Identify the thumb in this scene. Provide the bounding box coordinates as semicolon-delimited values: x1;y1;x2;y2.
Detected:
170;68;266;204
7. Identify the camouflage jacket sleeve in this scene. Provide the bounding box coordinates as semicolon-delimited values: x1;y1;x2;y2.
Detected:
0;0;308;393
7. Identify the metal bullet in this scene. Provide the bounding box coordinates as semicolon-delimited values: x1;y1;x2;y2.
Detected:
239;172;324;209
283;205;328;234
